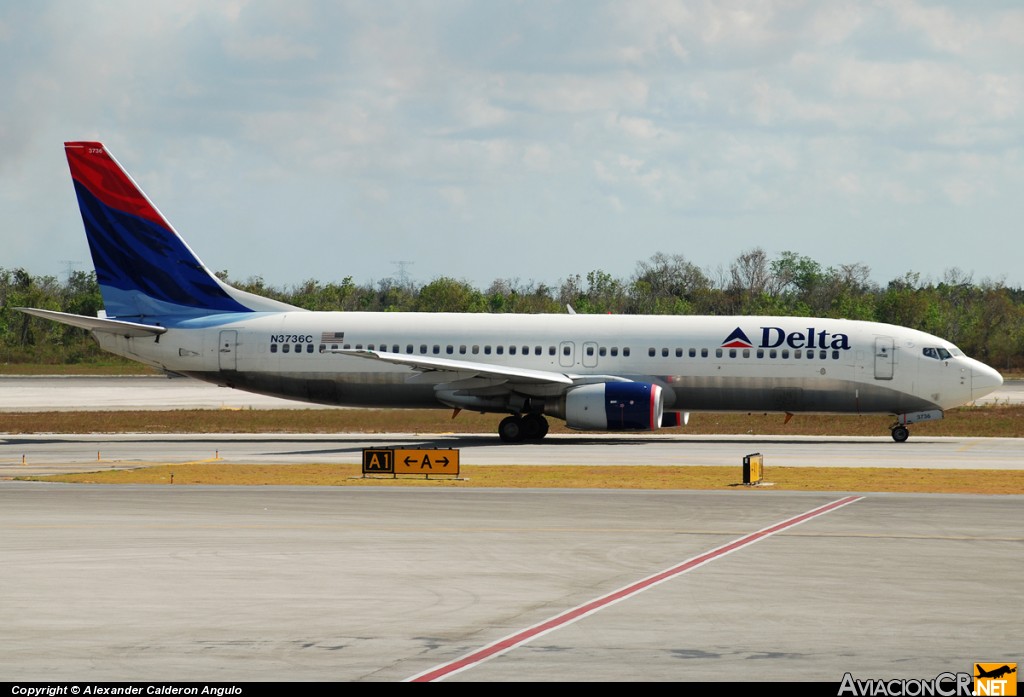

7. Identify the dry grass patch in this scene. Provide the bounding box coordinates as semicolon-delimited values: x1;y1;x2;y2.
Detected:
27;463;1024;494
4;404;1024;437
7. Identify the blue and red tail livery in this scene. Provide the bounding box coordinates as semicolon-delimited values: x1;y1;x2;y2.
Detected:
65;141;171;229
64;141;259;320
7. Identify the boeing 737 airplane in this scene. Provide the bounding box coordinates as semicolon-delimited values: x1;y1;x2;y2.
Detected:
19;142;1004;442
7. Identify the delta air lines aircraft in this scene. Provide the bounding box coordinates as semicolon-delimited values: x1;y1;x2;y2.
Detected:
19;142;1004;442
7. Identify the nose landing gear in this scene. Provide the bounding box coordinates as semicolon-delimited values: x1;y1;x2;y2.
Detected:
890;424;910;442
889;409;943;442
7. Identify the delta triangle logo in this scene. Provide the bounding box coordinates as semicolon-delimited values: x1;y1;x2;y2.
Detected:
722;327;754;349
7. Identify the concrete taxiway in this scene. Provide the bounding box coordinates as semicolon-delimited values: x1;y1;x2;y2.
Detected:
2;483;1021;682
2;376;1021;683
4;432;1024;479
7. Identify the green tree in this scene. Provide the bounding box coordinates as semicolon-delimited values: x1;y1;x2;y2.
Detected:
628;252;709;315
415;277;486;312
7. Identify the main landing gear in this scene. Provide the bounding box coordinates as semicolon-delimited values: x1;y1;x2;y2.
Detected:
498;414;550;442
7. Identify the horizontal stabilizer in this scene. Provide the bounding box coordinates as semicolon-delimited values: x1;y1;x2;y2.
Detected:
17;307;168;337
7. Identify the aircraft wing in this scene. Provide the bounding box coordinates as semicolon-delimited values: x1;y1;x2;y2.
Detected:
331;349;574;386
16;308;168;338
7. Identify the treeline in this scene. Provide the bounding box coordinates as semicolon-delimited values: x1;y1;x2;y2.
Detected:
3;249;1023;370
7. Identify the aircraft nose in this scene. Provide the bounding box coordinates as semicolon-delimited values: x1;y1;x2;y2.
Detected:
972;362;1004;402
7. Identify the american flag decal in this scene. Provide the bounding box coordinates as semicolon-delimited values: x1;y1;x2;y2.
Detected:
321;331;345;343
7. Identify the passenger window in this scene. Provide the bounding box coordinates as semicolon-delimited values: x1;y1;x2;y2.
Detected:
623;348;630;357
271;344;278;353
770;349;777;359
282;344;290;354
586;346;594;356
446;345;454;354
523;346;530;355
472;345;480;355
548;346;556;356
649;348;656;357
832;351;839;359
599;347;607;357
563;346;571;356
756;349;764;358
331;344;339;350
433;345;440;354
406;344;413;353
794;349;802;358
819;350;826;359
701;348;708;358
459;345;467;354
715;349;723;358
743;349;750;358
782;350;790;359
306;344;314;354
534;346;542;355
419;344;427;354
484;346;492;355
688;348;696;358
496;346;504;355
661;348;669;357
611;347;618;357
728;349;736;358
510;346;517;355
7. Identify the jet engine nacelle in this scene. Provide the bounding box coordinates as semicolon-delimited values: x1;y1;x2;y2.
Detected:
562;382;664;431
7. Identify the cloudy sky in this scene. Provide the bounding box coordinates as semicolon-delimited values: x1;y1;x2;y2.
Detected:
2;1;1022;293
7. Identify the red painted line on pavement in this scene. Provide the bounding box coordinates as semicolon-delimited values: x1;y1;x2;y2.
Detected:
406;495;863;682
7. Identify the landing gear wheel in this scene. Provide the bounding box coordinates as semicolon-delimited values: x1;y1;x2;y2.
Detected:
498;415;524;443
520;414;549;440
891;425;910;443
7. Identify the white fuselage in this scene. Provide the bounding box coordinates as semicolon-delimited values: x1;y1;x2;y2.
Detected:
94;312;1001;418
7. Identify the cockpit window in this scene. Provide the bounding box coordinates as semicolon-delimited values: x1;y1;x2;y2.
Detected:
923;347;954;360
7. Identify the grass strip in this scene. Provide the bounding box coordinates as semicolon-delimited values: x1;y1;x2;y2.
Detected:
22;463;1024;495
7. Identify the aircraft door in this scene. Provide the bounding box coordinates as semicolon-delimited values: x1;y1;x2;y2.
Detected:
219;330;238;371
582;341;599;368
874;336;894;380
559;341;575;368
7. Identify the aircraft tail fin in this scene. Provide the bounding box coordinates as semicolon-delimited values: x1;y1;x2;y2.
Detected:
64;142;297;320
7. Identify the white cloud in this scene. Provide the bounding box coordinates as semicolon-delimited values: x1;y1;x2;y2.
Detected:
2;0;1023;289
